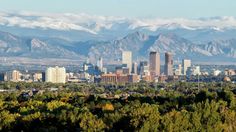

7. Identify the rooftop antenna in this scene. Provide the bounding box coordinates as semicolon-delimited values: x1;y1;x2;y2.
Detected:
177;57;180;64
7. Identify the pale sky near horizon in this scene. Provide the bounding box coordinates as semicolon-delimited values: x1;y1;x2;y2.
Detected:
0;0;235;18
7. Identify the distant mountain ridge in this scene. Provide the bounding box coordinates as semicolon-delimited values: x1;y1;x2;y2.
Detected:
0;30;236;64
0;31;81;59
1;12;236;42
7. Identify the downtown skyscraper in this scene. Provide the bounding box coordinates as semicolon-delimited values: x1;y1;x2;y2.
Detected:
122;51;132;73
182;59;191;75
132;62;138;74
164;52;173;76
96;57;103;70
149;52;161;78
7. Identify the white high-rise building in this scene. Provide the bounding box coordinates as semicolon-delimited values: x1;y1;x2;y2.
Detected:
96;57;103;70
122;51;132;73
46;66;66;83
182;59;191;75
174;64;182;76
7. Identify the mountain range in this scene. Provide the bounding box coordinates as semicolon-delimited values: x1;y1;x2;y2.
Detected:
1;12;236;64
1;12;236;42
0;30;236;64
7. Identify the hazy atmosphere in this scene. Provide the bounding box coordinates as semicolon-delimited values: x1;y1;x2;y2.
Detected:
0;0;235;18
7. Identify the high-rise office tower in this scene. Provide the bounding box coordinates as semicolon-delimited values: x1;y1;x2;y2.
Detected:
46;66;66;83
182;59;191;75
164;52;173;76
139;61;149;75
122;51;132;73
174;64;182;76
149;52;161;77
96;57;103;70
132;62;138;74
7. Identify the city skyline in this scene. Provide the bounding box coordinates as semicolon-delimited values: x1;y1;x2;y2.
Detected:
1;1;236;132
1;50;235;84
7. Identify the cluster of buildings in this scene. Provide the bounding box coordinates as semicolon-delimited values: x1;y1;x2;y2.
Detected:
101;51;196;83
0;51;235;84
0;66;66;83
211;69;236;76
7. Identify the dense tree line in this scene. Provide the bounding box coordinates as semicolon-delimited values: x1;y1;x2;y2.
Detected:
0;82;236;131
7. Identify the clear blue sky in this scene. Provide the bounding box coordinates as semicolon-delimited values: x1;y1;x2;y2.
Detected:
0;0;235;18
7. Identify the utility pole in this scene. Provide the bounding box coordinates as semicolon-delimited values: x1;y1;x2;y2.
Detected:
198;74;200;92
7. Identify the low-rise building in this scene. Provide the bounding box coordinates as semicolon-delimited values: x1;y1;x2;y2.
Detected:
117;74;129;84
101;74;117;83
186;66;201;76
224;69;236;76
33;72;43;82
128;74;140;83
5;70;21;82
212;69;221;76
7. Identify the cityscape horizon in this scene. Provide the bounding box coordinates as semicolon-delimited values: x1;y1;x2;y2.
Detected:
1;50;235;84
1;1;236;132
